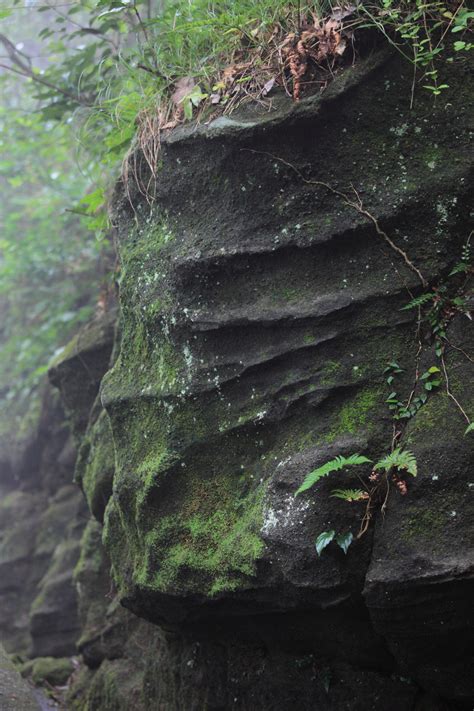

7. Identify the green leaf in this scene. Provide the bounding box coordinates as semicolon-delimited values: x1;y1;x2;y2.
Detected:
336;531;354;554
320;667;331;693
401;292;435;310
315;530;335;556
295;454;372;496
374;448;417;477
465;423;474;435
97;5;128;19
331;488;367;502
78;187;106;213
183;99;193;120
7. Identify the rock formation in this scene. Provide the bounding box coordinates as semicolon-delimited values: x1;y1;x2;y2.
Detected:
0;49;472;710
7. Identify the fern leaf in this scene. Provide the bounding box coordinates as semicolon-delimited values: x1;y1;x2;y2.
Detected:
374;448;417;477
401;292;435;310
330;488;368;502
295;454;371;496
449;262;469;276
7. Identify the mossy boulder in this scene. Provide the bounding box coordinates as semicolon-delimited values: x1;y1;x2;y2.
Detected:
75;407;115;523
0;643;41;711
0;400;84;657
364;319;474;704
30;656;74;686
48;311;116;441
31;46;471;709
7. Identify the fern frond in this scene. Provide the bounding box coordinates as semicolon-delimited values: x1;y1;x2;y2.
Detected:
295;454;372;496
374;447;417;477
401;292;435;310
330;488;368;502
449;262;470;276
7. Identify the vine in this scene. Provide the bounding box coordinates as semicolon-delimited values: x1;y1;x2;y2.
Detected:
242;149;428;287
257;155;474;556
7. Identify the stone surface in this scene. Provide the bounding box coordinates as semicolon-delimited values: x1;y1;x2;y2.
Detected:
95;48;472;707
48;310;116;441
29;656;74;686
0;643;40;711
0;394;83;656
0;313;115;667
1;46;473;711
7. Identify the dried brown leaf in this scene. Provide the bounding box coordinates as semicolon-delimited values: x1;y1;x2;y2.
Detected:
331;5;356;21
171;76;195;106
262;77;276;96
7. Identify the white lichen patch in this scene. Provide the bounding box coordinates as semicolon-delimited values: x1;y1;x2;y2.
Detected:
390;123;409;138
261;494;311;536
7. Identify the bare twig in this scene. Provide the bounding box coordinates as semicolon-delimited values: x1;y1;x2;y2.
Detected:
441;352;470;424
358;492;375;538
242;149;428;287
380;472;391;516
406;305;423;410
446;340;474;365
0;33;91;106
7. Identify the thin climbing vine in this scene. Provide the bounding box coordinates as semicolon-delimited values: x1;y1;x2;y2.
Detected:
293;233;473;556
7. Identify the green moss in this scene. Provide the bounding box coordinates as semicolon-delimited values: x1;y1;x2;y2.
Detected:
49;317;112;370
67;655;151;711
80;661;118;711
31;657;74;686
320;360;341;386
280;286;300;301
325;386;381;442
103;426;267;599
74;520;105;580
127;469;265;597
401;508;446;542
400;491;461;544
76;410;115;517
101;210;274;600
406;386;473;444
19;660;35;679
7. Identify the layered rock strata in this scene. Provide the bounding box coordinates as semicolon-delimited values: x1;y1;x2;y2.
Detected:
89;51;472;708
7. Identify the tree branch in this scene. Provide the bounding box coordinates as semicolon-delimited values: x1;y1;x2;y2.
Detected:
0;33;92;107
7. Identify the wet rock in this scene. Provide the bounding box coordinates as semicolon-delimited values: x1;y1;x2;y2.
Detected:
94;48;473;707
0;643;40;711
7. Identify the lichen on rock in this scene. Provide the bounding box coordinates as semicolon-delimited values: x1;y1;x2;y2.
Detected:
90;48;473;707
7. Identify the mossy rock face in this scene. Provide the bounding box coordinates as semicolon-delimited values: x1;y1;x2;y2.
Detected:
0;395;84;657
89;49;474;704
75;408;115;523
67;658;143;711
29;542;82;658
364;318;474;702
30;656;74;686
0;643;41;711
48;311;116;441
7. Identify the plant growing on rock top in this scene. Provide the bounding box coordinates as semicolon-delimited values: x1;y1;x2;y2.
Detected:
398;234;473;429
1;0;472;219
297;231;472;558
385;362;442;419
295;448;417;555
